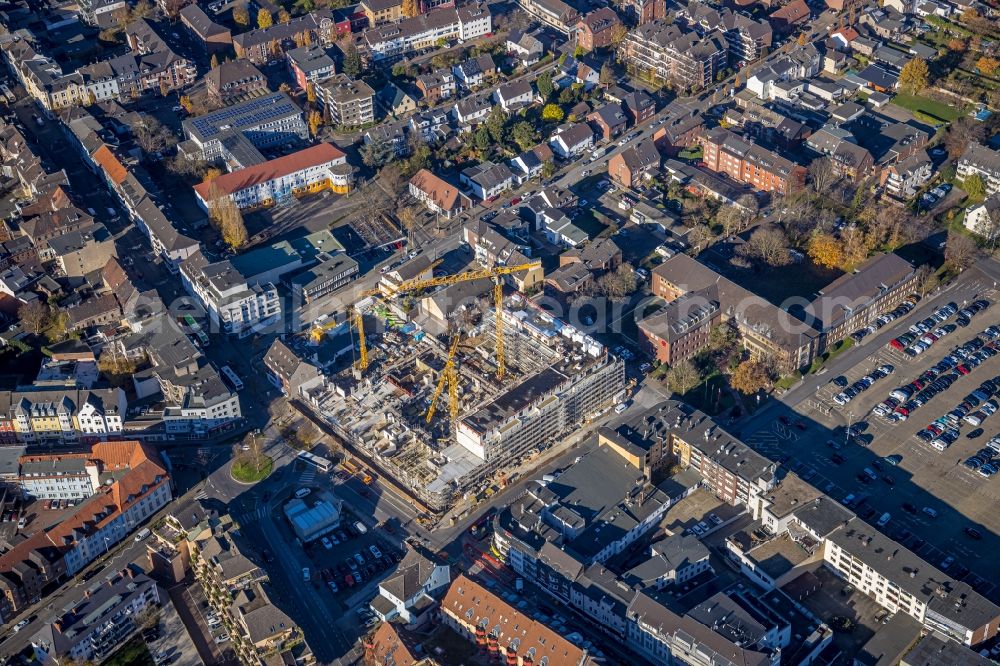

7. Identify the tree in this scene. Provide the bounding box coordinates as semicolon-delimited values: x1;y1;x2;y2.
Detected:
736;193;759;220
947;37;967;52
687;224;714;254
963;173;987;201
233;4;250;26
206;182;248;250
18;300;50;335
133;115;173;154
473;125;491;151
808;232;844;269
486;106;507;144
808;156;837;194
125;0;154;24
360;137;393;168
610;23;628;47
796;32;807;46
945;231;978;272
599;62;614;88
511;121;539;151
944;117;986;159
308;109;323;136
278;8;291;22
739;227;791;267
98;348;140;388
257;8;273;28
976;56;999;77
573;45;586;59
402;0;418;17
558;86;575;105
379;163;406;202
716;205;746;237
159;78;170;97
398;206;419;245
899;58;929;94
536;71;554;101
595;263;638;299
306;82;317;105
542;103;564;123
540;160;556;179
960;6;979;22
210;53;219;70
179;94;194;112
840;225;871;269
666;359;701;395
915;263;940;296
342;42;362;77
730;359;772;395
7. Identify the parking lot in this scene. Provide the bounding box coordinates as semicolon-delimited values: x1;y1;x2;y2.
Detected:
750;278;1000;598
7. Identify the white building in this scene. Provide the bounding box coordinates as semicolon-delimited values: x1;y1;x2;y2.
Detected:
460;161;516;200
370;549;451;623
964;194;1000;239
180;251;281;337
363;3;492;61
549;123;594;159
958;143;1000;196
193;143;352;210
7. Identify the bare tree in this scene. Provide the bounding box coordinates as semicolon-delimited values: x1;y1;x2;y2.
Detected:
716;205;746;237
595;263;638;300
666;359;701;395
133;115;174;155
945;231;979;272
738;228;791;267
808;157;837;194
18;300;50;335
736;193;759;220
944;117;987;160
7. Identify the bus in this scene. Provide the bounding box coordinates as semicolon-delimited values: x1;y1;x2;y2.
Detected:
220;365;244;391
182;314;210;347
297;450;333;473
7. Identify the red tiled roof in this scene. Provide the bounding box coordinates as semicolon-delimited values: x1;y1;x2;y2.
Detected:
92;145;128;185
441;575;590;666
193;143;346;200
409;169;468;212
770;0;810;22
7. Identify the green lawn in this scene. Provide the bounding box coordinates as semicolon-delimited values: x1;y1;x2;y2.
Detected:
231;455;273;483
890;92;964;123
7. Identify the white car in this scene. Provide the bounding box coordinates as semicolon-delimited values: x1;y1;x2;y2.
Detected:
214;634;230;644
614;403;628;414
12;619;29;633
294;488;311;499
369;545;383;558
921;507;938;518
322;537;333;550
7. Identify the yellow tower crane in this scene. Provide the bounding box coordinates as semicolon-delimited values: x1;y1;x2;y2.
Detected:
426;336;460;423
308;308;368;371
367;260;542;381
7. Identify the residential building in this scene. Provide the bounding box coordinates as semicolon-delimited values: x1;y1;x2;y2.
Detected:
360;0;407;25
232;13;338;65
204;59;268;105
684;4;772;64
180;250;282;337
575;8;622;50
409;169;472;219
621;0;666;25
958;143;1000;196
588;103;629;142
549;123;594;159
623;534;712;588
803;253;916;348
638;287;721;365
193;143;352;210
494;79;535;111
460;161;516;200
506;30;544;67
441;575;593;664
416;69;456;103
453;53;496;89
48;223;117;278
617;89;657;125
881;149;932;199
516;0;580;33
369;548;451;623
264;338;323;396
700;127;806;194
652;100;704;155
619;22;728;91
377;83;418;117
965;194;1000;240
0;388;126;445
29;570;160;664
769;0;810;33
362;4;492;61
463;219;542;291
78;0;128;27
0;441;171;615
179;3;232;54
454;94;491;126
182;92;307;162
317;75;376;126
286;45;337;90
651;254;818;372
608;139;660;189
366;623;435;666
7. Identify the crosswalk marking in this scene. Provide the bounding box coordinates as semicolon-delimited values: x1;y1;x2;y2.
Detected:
194;489;208;500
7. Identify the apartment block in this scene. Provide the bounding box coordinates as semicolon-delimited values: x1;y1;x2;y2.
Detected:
180;250;281;338
363;3;492;61
0;388;126;445
958;143;1000;197
638;287;721;365
318;75;376;127
182;92;308;162
700;127;805;194
516;0;579;33
619;22;727;91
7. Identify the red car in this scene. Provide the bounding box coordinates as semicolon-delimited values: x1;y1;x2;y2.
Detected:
344;574;355;587
957;364;971;375
890;338;906;350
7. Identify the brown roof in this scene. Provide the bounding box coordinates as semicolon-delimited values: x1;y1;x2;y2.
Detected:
193;143;346;200
366;622;421;666
409;169;469;213
441;575;589;666
770;0;810;22
92;145;128;185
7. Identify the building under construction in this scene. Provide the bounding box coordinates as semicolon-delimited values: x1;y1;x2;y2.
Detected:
309;293;627;512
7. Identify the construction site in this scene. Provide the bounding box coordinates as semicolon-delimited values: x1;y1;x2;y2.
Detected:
300;259;629;513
